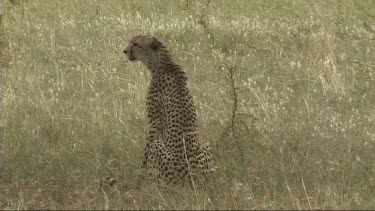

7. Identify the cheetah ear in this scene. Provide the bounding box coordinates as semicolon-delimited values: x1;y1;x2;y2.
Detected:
150;39;163;51
148;37;162;51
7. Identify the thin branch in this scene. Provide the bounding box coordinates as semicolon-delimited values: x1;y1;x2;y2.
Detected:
227;65;245;172
228;67;239;140
83;1;101;25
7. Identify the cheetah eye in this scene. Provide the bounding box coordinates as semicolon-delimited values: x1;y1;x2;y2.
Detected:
133;43;139;47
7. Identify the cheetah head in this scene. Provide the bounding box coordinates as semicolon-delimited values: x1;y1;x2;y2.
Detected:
123;35;163;64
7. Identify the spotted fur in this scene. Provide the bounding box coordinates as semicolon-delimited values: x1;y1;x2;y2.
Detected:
123;35;214;185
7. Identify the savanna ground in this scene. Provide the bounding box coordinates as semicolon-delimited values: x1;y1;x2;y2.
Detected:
0;0;374;209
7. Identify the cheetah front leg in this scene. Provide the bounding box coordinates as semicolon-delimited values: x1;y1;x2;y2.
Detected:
141;120;163;168
137;120;163;187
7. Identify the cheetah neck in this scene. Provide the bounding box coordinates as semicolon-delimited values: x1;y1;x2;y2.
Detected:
146;49;181;76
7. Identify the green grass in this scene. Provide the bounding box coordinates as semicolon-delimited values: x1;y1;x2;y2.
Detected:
1;0;375;209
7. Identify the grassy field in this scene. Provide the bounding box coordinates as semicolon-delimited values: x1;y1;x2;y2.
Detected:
1;0;375;209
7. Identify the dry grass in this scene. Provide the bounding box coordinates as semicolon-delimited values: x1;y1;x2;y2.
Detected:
1;0;374;209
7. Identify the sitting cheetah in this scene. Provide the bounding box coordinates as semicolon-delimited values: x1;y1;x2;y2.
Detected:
123;35;214;186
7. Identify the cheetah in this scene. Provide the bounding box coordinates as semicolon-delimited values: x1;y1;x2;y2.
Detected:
123;35;214;186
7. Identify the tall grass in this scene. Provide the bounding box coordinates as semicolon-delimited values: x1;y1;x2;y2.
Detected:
1;0;374;209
